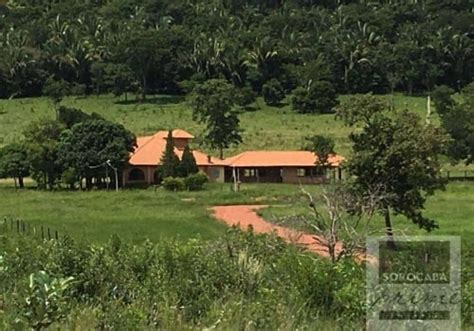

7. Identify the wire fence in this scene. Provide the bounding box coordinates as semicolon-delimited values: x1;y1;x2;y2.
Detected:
443;170;474;181
1;217;60;241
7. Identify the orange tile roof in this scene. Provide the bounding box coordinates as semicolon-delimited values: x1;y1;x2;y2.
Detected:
129;129;222;166
223;151;344;167
155;129;194;139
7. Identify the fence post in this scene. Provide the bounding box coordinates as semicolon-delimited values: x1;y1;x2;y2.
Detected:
41;226;44;240
47;228;51;241
21;220;25;233
16;219;20;233
55;230;59;240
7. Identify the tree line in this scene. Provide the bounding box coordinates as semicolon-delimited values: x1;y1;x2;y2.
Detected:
0;0;472;100
0;107;136;189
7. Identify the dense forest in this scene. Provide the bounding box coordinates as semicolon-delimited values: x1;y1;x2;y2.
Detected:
0;0;473;99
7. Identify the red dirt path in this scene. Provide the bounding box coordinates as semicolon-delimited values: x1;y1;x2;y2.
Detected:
210;205;337;258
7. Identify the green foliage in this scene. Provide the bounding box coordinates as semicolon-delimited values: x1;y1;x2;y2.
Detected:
0;1;473;99
184;172;208;191
303;135;336;167
434;83;474;165
57;120;136;188
160;130;180;178
60;167;78;189
42;77;71;106
177;144;198;177
57;106;95;129
432;85;456;116
19;271;74;331
162;176;185;191
189;79;242;159
23;119;65;189
337;94;449;232
262;79;285;106
291;81;339;114
236;86;257;109
0;230;369;329
0;143;30;188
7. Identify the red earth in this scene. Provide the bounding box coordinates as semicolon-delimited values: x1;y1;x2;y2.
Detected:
210;205;341;258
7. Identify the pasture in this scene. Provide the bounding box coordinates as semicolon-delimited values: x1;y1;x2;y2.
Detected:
0;181;315;243
0;93;443;156
1;181;472;252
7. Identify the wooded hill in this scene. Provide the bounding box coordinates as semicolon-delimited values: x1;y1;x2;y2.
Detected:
0;0;473;99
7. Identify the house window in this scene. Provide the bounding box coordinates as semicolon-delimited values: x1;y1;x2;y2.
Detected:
244;169;256;177
129;168;145;181
296;168;306;177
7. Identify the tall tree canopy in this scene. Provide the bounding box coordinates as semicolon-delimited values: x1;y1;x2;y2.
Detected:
337;94;449;248
160;130;180;178
57;120;136;189
189;79;242;159
0;1;472;98
432;83;474;165
0;143;30;188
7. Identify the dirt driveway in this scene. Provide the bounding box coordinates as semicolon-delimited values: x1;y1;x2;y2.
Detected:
210;205;334;258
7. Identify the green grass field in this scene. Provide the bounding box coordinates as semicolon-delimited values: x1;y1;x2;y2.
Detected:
2;93;471;171
0;93;440;155
260;182;474;252
1;181;472;253
0;180;318;243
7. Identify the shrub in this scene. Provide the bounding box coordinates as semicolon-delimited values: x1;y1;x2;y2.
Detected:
184;172;208;191
61;168;78;189
162;177;185;191
291;80;338;114
262;79;285;106
236;86;257;108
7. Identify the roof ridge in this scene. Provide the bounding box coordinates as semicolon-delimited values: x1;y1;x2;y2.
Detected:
134;134;160;154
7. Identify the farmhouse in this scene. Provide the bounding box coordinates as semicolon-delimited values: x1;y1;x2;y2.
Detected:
123;129;343;186
123;129;226;186
224;151;343;184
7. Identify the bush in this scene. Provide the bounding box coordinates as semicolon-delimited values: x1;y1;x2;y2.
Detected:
236;86;257;108
262;79;285;106
162;177;185;191
184;172;208;191
291;80;338;114
61;168;78;189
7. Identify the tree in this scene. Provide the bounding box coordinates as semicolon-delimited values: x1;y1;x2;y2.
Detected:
432;85;456;116
434;84;474;164
291;81;338;114
303;135;335;168
57;106;93;129
177;144;198;178
24;119;65;190
57;120;136;189
160;130;180;178
337;94;449;249
105;63;136;102
42;77;71;111
189;79;243;159
0;143;30;188
262;79;285;106
295;183;386;263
